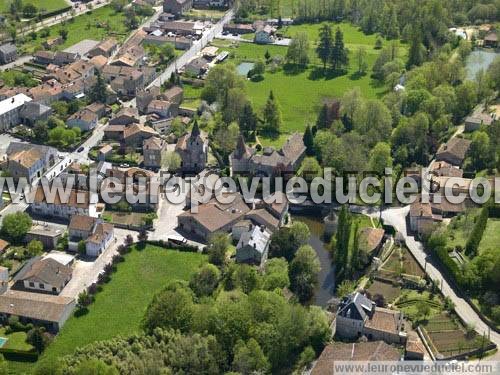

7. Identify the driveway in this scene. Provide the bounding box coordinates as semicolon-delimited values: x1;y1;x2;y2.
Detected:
60;228;136;298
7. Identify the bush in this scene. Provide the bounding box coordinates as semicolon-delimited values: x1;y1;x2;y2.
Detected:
465;206;488;257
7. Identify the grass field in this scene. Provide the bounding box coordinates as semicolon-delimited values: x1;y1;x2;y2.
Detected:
9;246;206;373
0;327;34;352
366;280;400;303
0;0;68;14
478;218;500;254
204;22;400;147
19;5;128;54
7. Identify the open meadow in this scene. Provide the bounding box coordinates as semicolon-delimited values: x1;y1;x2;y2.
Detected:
8;246;206;373
199;23;406;147
19;5;128;54
0;0;68;14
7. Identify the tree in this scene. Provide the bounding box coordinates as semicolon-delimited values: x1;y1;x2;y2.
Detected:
89;70;107;104
353;100;392;147
269;222;310;261
76;240;86;256
1;212;32;243
316;104;331;129
355;46;368;74
262;90;282;135
22;3;37;18
336;280;356;298
161;151;181;171
142;283;194;333
340;87;362;127
330;27;349;72
232;265;260;294
239;102;257;140
335;205;352;278
316;23;333;71
303;125;314;156
213;122;240;158
27;240;43;257
27;327;48;354
369;142;393;174
262;257;290;290
298;157;321;181
207;232;230;267
73;359;118;375
286;32;310;67
189;264;220;297
58;28;68;41
289;245;320;303
77;290;92;309
487;56;500;92
406;31;425;69
416;301;430;320
201;64;245;105
232;339;270;374
470;131;495;171
350;222;360;270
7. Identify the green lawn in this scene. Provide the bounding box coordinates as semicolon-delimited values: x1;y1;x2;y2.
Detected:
0;0;68;14
19;5;128;54
0;328;34;352
478;218;500;254
206;22;399;147
10;246;206;373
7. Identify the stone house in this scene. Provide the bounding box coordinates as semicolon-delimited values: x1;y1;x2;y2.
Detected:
163;0;193;16
67;108;98;131
0;44;17;64
311;341;401;374
230;133;306;178
0;290;75;332
175;121;208;173
123;123;159;147
254;25;275;44
19;101;52;126
0;93;32;130
14;257;72;295
136;86;161;113
146;99;177;118
6;143;58;183
236;225;271;266
334;292;406;345
67;215;114;257
31;187;98;220
436;138;471;166
87;38;119;58
143;136;166;169
178;193;251;241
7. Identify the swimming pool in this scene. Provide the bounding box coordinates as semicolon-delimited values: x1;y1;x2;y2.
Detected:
0;337;8;348
236;62;255;76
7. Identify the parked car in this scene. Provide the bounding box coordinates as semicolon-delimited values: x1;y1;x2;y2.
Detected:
77;146;84;152
168;235;187;245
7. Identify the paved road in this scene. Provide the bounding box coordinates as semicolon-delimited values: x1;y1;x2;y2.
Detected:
127;8;234;109
381;205;500;357
0;0;110;71
60;227;136;298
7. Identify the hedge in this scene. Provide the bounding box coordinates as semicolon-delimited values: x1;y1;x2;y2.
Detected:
465;205;489;257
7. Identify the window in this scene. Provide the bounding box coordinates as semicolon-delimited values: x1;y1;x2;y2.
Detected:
52;287;57;292
39;283;45;289
29;282;35;288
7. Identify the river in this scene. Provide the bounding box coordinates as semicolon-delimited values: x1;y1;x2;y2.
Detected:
293;215;336;307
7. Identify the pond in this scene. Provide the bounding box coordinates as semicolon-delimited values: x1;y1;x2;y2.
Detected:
236;62;255;76
293;215;335;307
466;50;499;80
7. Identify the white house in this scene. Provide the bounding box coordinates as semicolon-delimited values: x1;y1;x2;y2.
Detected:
254;25;275;44
68;215;114;257
0;94;32;131
32;187;99;220
236;225;271;266
14;257;72;295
